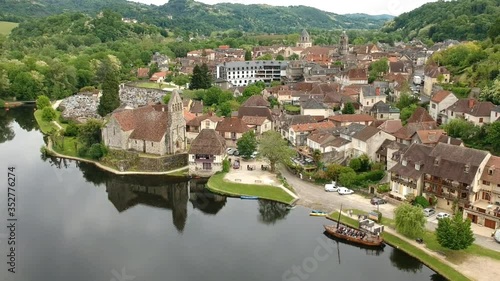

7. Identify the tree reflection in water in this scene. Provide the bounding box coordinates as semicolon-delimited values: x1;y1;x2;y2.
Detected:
0;109;15;143
389;247;423;273
258;200;290;224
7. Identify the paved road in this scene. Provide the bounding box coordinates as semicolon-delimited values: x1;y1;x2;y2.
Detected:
281;167;500;251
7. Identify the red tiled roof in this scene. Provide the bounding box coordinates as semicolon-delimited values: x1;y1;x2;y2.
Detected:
215;117;250;133
328;114;375;123
431;90;453;103
291;121;335;133
406;107;435;124
113;105;169;142
348;68;367;80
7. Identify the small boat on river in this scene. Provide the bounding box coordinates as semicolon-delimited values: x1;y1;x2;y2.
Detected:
240;195;259;200
323;205;384;247
310;210;327;216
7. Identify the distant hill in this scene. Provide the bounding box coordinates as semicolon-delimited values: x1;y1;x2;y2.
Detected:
383;0;500;41
0;0;393;34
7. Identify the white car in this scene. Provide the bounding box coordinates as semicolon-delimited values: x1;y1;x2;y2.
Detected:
324;181;338;192
337;187;354;195
226;148;236;155
436;212;451;219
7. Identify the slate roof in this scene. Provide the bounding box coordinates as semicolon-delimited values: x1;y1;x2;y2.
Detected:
241;116;268;126
189;129;226;155
377;120;403;134
389;61;406;73
389;144;433;180
447;99;494;117
437;135;463;146
309;83;340;95
339;123;367;137
370;101;400;114
352;126;381;142
302;98;326;110
425;143;489;185
190;101;204;114
392;121;437;140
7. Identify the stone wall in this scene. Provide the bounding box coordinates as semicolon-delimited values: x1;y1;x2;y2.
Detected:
102;149;188;172
119;84;168;108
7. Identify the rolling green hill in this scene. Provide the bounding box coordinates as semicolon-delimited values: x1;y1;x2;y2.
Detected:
0;21;19;36
0;0;393;34
383;0;500;41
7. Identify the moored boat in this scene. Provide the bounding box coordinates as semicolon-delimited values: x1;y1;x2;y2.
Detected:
310;210;327;216
323;224;384;247
240;195;259;200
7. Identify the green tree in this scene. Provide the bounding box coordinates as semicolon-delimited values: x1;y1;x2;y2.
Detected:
275;54;285;61
237;131;258;159
258;131;295;172
36;95;51;110
189;63;211;90
288;53;299;60
162;94;171;104
368;58;389;82
0;70;10;98
217;100;239;117
97;62;120;117
172;74;190;88
400;104;419;125
479;78;500;104
78;119;102;148
244;49;252;61
486;122;500;154
342;102;355;114
442;118;481;142
312;149;322;168
395;93;419;110
148;63;160;78
41;107;57;122
256;54;273;60
436;211;475;250
394;203;426;238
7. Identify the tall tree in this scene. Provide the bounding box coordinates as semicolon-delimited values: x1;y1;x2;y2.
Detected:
199;63;212;89
189;63;211;90
342;102;355;114
394;203;426;239
237;131;258;159
244;49;252;61
258;131;295;172
436;211;475;250
97;62;120;117
78;119;103;148
189;64;201;90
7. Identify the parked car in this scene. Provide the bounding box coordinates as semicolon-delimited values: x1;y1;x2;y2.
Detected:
436;212;450;219
232;160;240;169
423;208;435;217
233;150;240;156
324;181;338;192
250;151;258;159
370;197;386;205
226;148;236;155
337;187;354;195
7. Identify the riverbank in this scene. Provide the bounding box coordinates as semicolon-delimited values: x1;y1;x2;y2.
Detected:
327;212;471;281
206;172;296;204
44;137;189;177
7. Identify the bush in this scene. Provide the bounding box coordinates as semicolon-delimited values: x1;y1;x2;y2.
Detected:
222;158;230;172
0;99;5;107
359;170;385;182
88;143;107;160
414;195;430;208
78;146;88;157
377;183;390;194
36;95;51;110
64;123;79;137
41;107;57;122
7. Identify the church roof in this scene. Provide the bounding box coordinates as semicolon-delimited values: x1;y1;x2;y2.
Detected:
113;105;169;142
301;29;310;38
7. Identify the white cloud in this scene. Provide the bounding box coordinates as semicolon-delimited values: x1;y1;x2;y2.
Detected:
130;0;437;15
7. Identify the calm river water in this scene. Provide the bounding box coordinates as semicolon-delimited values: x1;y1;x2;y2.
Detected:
0;107;445;281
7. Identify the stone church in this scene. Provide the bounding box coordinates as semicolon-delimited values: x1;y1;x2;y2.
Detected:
102;90;186;155
296;29;313;48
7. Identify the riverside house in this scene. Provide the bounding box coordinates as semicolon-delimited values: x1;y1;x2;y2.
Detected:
188;129;227;176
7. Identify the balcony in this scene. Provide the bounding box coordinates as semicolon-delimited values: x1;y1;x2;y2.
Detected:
391;175;417;189
466;200;500;219
194;154;215;163
423;175;469;191
424;187;469;204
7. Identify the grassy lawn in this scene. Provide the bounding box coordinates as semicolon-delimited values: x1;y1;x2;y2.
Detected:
0;21;19;36
347;208;396;228
51;136;79;157
207;172;295;204
136;82;165;89
328;212;470;281
34;110;61;134
284;105;300;113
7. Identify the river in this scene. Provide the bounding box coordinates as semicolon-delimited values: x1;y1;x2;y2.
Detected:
0;107;445;281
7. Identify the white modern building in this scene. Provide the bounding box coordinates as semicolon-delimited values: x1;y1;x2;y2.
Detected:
216;61;288;87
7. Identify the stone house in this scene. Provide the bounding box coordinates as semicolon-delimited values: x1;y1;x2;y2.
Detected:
215;117;251;147
288;121;335;147
369;101;400;120
186;113;224;141
341;68;368;85
350;126;395;162
491;106;500;122
279;115;318;140
149;71;169;83
188;129;227;176
102;90;186;155
359;85;387;113
241;116;272;135
429;90;458;123
423;66;450;96
443;98;495;126
300;98;329;118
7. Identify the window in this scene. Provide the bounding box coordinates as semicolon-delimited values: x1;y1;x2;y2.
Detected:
432;104;436;109
151;142;154;147
479;118;483;123
380;114;384;118
205;121;210;128
483;180;490;185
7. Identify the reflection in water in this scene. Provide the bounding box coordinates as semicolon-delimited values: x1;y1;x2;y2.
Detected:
0;109;15;143
258;200;290;224
389;247;423;273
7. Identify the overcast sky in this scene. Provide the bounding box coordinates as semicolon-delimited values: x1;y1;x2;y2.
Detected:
130;0;437;15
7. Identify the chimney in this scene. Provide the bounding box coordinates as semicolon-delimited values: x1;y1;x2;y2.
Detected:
376;87;380;96
468;99;475;109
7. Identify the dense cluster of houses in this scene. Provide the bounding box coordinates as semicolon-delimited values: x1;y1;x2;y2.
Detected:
98;30;500;230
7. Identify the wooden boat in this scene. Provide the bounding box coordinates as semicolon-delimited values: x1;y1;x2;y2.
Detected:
240;195;259;200
323;224;384;247
310;210;327;216
323;204;384;247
